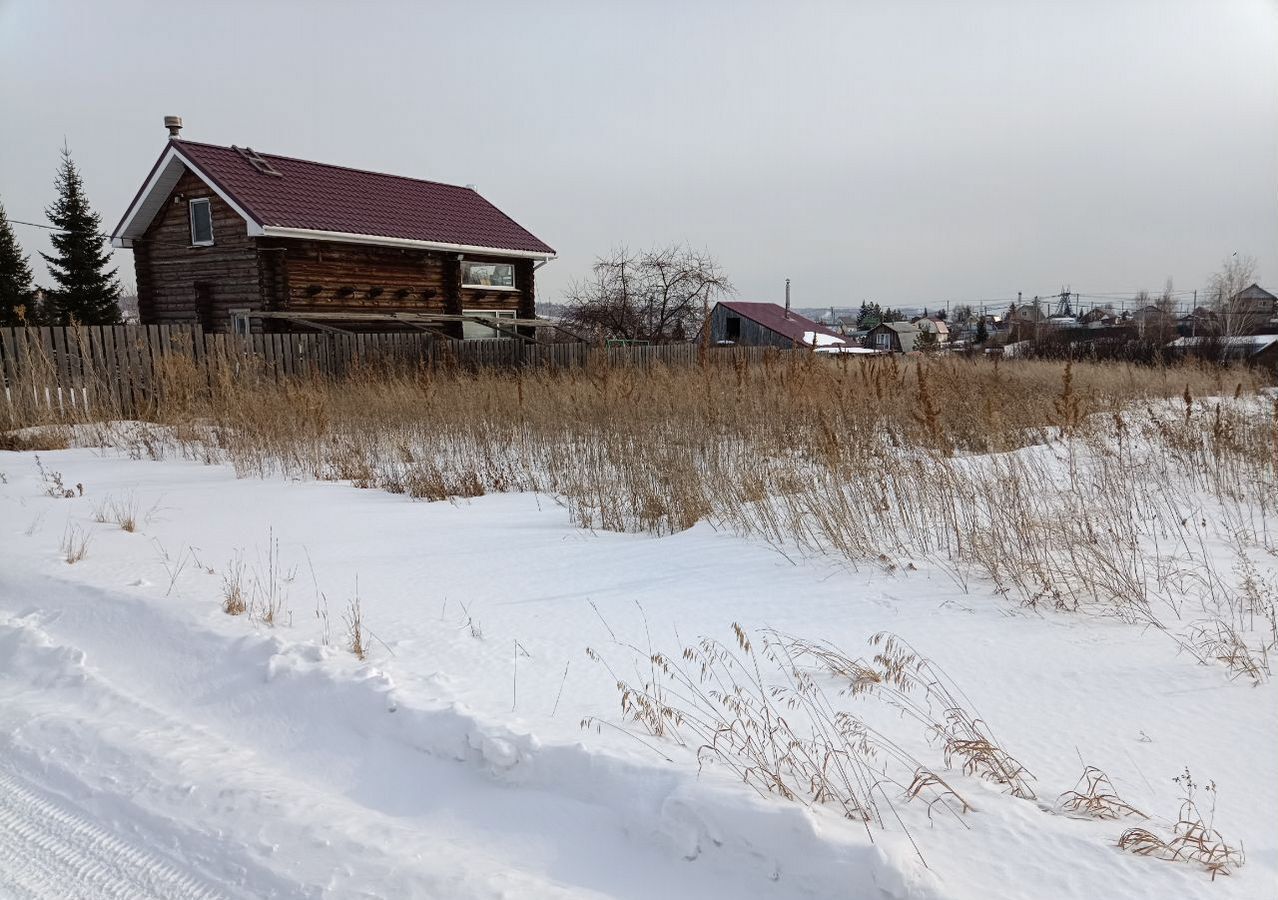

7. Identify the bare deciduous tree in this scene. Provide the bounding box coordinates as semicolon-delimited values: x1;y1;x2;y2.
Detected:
1207;254;1261;336
561;245;732;344
1155;278;1178;316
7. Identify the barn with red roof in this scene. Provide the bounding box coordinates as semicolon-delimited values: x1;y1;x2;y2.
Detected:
111;118;555;336
702;300;847;349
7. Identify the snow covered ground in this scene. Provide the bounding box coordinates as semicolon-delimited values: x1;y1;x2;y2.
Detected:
0;445;1274;899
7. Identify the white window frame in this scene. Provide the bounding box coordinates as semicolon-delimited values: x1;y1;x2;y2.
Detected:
462;308;518;340
461;261;517;291
875;331;891;349
189;198;214;246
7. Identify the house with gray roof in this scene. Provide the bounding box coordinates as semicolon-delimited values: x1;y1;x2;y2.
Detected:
866;321;920;353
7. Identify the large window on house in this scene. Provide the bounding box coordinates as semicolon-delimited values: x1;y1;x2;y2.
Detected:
462;309;518;340
189;198;214;246
725;316;741;341
875;331;891;349
462;261;515;289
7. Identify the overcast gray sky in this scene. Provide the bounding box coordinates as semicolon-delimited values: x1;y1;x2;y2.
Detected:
2;0;1275;312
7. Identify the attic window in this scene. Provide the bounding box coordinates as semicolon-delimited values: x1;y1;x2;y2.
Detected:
189;198;214;246
462;261;515;290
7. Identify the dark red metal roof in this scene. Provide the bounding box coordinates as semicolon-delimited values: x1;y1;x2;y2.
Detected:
171;139;554;255
718;301;845;346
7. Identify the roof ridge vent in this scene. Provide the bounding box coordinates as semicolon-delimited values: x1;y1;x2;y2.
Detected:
232;145;283;177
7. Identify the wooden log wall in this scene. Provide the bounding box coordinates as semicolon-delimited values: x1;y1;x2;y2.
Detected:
266;239;449;322
0;326;784;428
135;170;265;331
441;254;463;340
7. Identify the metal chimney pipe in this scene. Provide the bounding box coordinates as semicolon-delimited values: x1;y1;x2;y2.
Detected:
785;278;791;319
164;116;183;138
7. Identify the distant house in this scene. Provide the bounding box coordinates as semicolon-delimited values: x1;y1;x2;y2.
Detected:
978;313;1004;332
1169;334;1278;369
1132;305;1175;338
1080;308;1116;327
1007;305;1045;325
703;301;846;349
1178;306;1219;336
912;317;950;343
1006;305;1047;340
1223;283;1277;334
1228;283;1276;317
866;321;920;353
110;118;555;335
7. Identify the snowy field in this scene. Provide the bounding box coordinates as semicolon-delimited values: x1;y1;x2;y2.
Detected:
0;441;1274;899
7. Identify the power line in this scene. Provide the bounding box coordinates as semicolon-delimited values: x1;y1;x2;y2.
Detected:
11;218;66;231
10;217;128;243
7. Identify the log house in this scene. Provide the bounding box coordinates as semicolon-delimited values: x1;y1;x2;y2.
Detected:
111;118;555;336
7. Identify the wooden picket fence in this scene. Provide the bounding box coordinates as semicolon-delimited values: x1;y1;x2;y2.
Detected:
0;324;783;426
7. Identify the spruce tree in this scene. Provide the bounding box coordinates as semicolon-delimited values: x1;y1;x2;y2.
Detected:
40;145;122;325
0;200;36;325
915;326;938;352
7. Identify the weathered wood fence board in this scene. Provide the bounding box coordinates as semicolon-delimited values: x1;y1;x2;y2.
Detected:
1;325;786;426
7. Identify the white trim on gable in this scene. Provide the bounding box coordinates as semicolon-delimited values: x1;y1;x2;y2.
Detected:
110;144;263;248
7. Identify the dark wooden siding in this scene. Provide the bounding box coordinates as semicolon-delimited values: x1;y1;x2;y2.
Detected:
865;324;899;352
263;242;529;334
135;169;264;331
265;239;448;317
705;303;795;349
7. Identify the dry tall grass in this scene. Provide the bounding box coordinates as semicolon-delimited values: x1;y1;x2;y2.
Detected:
1118;769;1245;880
1056;766;1146;821
60;524;91;564
584;624;977;865
11;349;1277;677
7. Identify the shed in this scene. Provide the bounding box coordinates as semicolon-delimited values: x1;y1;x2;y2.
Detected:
703;301;846;349
1168;334;1278;369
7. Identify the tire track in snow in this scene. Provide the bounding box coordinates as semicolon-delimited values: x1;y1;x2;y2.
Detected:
0;768;226;900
